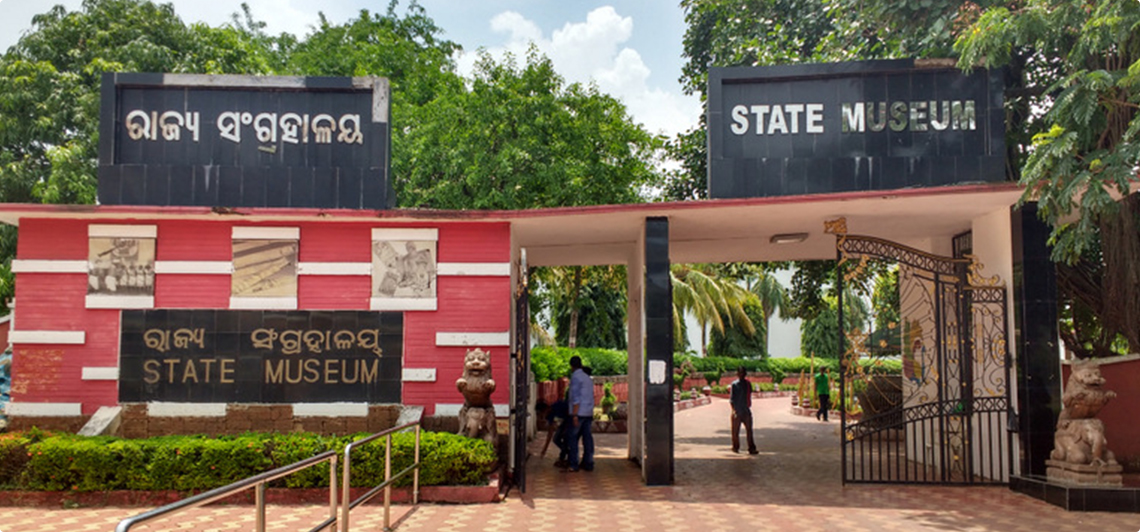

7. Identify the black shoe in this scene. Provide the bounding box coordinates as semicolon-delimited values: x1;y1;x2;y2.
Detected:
581;464;594;472
748;448;759;455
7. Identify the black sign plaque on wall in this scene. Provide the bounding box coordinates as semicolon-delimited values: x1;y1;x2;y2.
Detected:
98;73;393;209
118;310;403;403
707;60;1005;199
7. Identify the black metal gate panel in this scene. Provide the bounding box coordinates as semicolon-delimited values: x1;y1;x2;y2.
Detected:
510;250;530;492
829;222;1012;485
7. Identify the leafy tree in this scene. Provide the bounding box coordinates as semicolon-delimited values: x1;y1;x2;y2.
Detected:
396;49;662;209
868;266;901;355
956;0;1140;355
549;270;628;350
285;3;462;109
800;289;868;359
708;298;767;358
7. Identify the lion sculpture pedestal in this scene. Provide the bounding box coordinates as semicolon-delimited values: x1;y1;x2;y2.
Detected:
1046;362;1122;487
456;348;497;446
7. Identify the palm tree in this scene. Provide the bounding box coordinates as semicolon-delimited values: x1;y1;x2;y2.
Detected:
671;264;755;356
746;270;790;338
534;265;626;348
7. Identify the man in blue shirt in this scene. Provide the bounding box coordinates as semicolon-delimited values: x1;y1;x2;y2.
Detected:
565;355;595;472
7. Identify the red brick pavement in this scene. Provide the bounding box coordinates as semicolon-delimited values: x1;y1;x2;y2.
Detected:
1;397;1137;531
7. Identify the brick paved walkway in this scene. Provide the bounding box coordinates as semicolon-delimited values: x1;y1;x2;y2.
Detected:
1;397;1136;531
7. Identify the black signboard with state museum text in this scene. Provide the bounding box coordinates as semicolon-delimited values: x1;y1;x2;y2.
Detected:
118;310;403;403
98;73;393;210
707;59;1006;199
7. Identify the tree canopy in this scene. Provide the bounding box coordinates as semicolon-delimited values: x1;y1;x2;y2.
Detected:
956;0;1140;354
0;0;664;315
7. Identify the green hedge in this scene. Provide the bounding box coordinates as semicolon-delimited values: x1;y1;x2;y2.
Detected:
530;348;902;383
531;346;627;381
0;430;495;492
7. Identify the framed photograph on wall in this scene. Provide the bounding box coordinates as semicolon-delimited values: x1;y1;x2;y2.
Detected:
87;225;156;308
371;228;438;310
230;227;299;309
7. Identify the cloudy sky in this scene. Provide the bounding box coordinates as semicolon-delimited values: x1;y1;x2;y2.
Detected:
0;0;701;137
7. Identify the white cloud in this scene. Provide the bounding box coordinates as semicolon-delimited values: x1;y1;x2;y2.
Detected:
459;6;699;138
172;0;326;39
489;11;542;43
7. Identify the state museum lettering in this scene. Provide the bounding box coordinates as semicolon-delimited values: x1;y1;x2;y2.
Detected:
119;310;403;403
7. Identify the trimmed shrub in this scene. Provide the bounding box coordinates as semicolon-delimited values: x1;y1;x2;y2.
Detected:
531;349;902;383
531;346;627;381
3;430;495;492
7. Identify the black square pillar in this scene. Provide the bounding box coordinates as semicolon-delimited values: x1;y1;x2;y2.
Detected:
1011;203;1061;477
643;216;673;486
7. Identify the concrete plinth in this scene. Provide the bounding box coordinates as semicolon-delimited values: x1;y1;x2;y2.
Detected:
1046;459;1123;487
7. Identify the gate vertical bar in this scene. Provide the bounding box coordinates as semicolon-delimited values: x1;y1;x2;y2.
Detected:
934;276;946;482
836;243;847;485
1002;287;1014;481
959;263;975;483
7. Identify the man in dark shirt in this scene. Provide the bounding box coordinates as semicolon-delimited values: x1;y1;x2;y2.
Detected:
539;399;572;467
730;367;759;454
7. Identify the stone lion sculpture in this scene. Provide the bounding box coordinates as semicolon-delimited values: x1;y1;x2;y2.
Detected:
1050;362;1117;467
456;348;496;445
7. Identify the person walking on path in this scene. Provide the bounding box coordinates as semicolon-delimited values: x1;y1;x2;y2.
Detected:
730;367;759;454
565;356;595;472
815;367;832;422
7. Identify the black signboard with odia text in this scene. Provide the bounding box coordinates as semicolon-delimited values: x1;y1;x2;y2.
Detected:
98;73;393;210
118;310;402;403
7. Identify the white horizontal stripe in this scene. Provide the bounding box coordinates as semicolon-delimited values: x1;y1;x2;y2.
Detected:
401;368;437;382
148;403;227;417
11;260;88;273
434;403;508;417
155;261;233;274
297;262;371;276
10;330;85;344
230;297;298;310
292;403;369;417
434;404;461;416
86;295;155;309
4;402;83;417
82;367;119;380
371;228;438;241
436;332;510;346
232;226;299;240
370;297;437;311
89;224;157;238
437;263;510;276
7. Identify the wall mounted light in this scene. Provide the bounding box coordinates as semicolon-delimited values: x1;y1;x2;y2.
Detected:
769;233;809;244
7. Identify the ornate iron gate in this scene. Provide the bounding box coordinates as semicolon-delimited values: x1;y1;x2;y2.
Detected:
828;220;1013;485
510;250;530;492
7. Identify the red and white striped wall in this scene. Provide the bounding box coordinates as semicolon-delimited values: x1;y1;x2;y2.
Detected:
7;218;512;416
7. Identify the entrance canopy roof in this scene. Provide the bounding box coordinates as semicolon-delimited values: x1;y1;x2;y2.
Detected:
0;183;1022;267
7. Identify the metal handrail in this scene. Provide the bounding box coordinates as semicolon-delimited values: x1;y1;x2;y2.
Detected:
115;450;339;532
341;421;421;532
